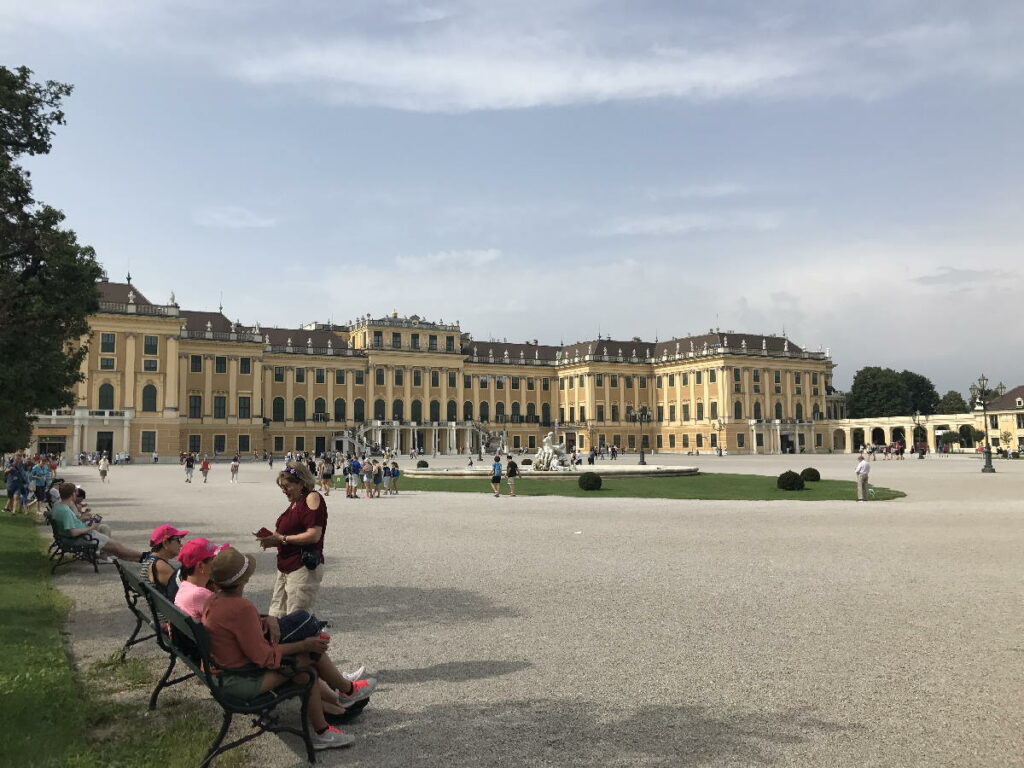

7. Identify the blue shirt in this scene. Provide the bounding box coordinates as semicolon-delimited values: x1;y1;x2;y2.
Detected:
491;462;502;477
30;465;49;487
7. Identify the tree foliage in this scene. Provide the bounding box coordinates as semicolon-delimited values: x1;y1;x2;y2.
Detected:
846;367;941;418
937;390;969;413
1;66;102;451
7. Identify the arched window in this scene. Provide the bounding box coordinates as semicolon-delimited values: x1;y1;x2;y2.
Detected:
526;403;536;421
495;402;506;422
696;402;704;420
392;399;404;421
480;402;490;422
753;401;762;420
141;384;158;412
795;403;804;421
353;398;365;421
463;401;473;420
812;403;821;420
774;402;783;420
541;403;551;424
314;397;326;417
733;401;742;420
412;400;424;422
334;398;346;421
272;397;285;421
294;397;306;422
374;399;386;420
429;400;440;421
98;383;114;411
511;402;521;421
447;400;457;421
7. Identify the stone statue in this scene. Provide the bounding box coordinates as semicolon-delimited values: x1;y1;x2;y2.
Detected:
307;337;313;347
127;290;135;304
205;320;212;332
286;337;292;346
723;335;728;348
533;431;569;470
264;334;270;344
762;337;767;350
783;339;789;352
741;339;747;351
690;340;695;353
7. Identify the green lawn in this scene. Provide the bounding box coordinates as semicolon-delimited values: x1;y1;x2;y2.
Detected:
398;472;905;501
0;513;244;768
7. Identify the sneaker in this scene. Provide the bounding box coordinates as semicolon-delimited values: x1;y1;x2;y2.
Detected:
343;665;365;682
312;725;355;750
337;676;377;706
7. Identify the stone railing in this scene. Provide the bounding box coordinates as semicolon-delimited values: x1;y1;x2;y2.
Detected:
99;301;179;317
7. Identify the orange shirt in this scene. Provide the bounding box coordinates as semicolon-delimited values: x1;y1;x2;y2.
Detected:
202;594;281;670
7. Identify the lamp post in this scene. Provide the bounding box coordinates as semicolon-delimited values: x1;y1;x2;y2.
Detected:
969;375;996;474
910;410;927;458
713;419;725;456
627;405;650;465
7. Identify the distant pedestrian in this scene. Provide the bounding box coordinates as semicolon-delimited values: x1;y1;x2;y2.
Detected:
230;456;240;483
855;454;870;502
200;456;211;483
505;457;518;497
184;453;195;483
390;462;400;494
490;455;502;497
98;455;110;483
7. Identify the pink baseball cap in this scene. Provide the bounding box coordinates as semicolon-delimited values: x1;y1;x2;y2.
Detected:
178;537;229;568
149;524;189;546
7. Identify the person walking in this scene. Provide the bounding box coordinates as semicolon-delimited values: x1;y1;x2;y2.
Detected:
505;456;518;497
200;456;212;483
490;455;502;497
319;455;334;496
230;455;240;483
98;454;110;483
184;453;195;483
855;454;870;502
389;461;400;494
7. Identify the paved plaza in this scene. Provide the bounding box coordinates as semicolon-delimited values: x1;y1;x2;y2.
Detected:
53;454;1023;767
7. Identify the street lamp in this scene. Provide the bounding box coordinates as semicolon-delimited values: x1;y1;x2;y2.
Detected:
910;410;927;459
969;375;996;474
627;405;650;465
713;419;725;456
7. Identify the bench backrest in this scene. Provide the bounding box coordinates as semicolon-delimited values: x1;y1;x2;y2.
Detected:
113;559;159;631
140;582;215;685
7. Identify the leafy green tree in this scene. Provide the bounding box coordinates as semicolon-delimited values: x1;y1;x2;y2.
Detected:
1;66;102;452
846;367;912;418
937;390;969;413
900;370;940;415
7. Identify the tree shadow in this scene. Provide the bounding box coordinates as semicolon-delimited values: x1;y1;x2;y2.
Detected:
375;660;532;684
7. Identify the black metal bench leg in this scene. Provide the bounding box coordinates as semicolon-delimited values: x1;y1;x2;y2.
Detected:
300;688;316;764
119;616;144;661
200;710;233;768
149;654;177;710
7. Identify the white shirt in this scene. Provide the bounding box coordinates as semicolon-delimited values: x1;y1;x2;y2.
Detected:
855;459;870;477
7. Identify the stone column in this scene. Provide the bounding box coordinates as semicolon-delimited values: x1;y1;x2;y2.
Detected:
262;366;272;420
285;367;294;424
164;335;179;411
178;355;189;415
228;357;239;417
203;356;213;417
124;333;137;408
385;366;395;423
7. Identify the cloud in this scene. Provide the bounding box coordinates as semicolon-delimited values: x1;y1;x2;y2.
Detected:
395;248;501;271
596;211;782;236
193;205;277;229
912;266;1014;286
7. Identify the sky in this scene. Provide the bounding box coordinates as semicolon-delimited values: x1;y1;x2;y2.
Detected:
2;0;1022;393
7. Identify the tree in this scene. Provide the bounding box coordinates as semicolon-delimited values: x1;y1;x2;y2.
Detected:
900;370;940;415
937;390;969;414
846;367;912;418
0;66;102;452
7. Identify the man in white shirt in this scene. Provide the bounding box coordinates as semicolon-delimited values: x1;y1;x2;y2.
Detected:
855;454;870;501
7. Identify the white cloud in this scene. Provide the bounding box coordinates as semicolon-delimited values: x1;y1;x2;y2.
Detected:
596;211;782;237
395;248;501;271
193;205;277;229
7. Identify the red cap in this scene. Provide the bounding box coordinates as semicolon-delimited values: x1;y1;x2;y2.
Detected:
150;524;189;546
178;537;229;568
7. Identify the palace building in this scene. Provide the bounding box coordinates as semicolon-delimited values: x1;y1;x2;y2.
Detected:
27;281;1023;459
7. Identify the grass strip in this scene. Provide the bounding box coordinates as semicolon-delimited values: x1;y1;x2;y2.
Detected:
399;472;905;501
0;513;244;768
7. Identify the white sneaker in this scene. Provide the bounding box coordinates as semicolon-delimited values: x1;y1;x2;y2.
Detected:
343;665;365;682
313;725;355;750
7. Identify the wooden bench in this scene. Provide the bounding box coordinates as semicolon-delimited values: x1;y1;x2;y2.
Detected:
138;582;319;767
44;514;108;574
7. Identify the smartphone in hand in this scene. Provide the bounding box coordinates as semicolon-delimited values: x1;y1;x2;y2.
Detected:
253;527;273;538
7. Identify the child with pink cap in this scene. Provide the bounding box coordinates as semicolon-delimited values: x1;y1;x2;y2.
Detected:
174;538;229;621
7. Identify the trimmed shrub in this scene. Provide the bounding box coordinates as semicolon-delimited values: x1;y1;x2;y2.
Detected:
799;467;821;482
521;458;532;465
416;460;429;468
777;470;805;491
578;472;602;491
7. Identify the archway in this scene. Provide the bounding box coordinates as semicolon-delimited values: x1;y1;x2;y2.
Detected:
294;397;306;422
832;429;847;452
891;426;906;446
958;424;975;448
871;427;886;445
851;428;865;449
446;400;457;421
353;398;365;421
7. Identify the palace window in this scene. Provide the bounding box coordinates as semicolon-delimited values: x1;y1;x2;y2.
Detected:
578;375;584;388
315;368;325;384
496;377;504;390
373;331;382;347
464;374;472;389
392;332;401;349
656;376;663;388
710;402;718;419
542;378;550;391
191;355;202;373
274;366;284;382
395;369;404;386
141;385;158;412
214;435;226;454
238;434;250;453
376;368;385;386
695;371;702;385
682;372;688;386
213;396;226;419
144;335;158;355
595;374;603;387
189;435;201;453
143;359;158;372
448;370;457;387
668;374;675;387
479;376;488;389
708;369;716;383
414;370;424;387
527;377;535;391
733;367;741;382
737;433;745;448
411;333;420;349
354;370;364;385
141;431;156;453
100;333;116;353
625;376;633;389
335;369;345;385
511;377;520;390
273;436;284;452
696;403;704;420
597;405;605;422
295;367;305;383
611;405;619;421
100;357;115;370
446;336;455;352
696;434;704;447
240;357;251;375
272;397;284;421
669;405;676;421
188;395;202;419
638;376;647;388
295;436;305;451
682;404;690;421
682;434;689;448
429;334;438;350
238;396;251;419
610;375;618;388
215;356;227;374
657;405;664;422
669;434;675;448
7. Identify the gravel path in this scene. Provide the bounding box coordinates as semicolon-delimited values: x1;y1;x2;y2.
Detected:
51;454;1024;767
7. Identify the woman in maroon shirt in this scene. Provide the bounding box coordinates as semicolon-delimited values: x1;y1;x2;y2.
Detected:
258;461;327;617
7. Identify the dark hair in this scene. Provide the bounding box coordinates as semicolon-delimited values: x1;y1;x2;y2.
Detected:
494;456;500;462
179;564;196;578
58;482;76;500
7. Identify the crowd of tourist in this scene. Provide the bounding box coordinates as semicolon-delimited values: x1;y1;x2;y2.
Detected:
4;450;377;752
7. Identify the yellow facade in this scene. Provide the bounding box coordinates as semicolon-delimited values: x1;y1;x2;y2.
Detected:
28;282;1022;459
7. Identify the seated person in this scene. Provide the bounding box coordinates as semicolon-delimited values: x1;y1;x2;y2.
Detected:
72;487;110;536
49;483;143;561
175;537;227;621
203;547;377;749
141;524;187;599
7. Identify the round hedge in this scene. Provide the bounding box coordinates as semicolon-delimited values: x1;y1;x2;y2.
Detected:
799;467;821;482
776;470;805;491
521;458;532;465
416;460;429;468
578;472;602;491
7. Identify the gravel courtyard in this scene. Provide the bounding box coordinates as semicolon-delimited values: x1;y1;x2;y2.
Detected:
52;453;1023;767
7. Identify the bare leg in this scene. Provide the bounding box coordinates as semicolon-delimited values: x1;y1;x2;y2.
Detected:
103;540;144;561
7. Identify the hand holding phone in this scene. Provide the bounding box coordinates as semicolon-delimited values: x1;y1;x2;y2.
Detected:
253;526;273;538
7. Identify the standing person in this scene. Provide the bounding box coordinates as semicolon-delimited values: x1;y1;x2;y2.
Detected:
372;461;383;498
381;462;391;495
29;458;50;510
389;461;400;494
5;455;29;514
98;454;110;483
505;456;518;497
230;455;240;483
319;454;334;496
152;451;159;464
257;462;328;616
361;461;373;498
346;457;360;499
855;454;870;502
184;453;195;483
268;452;274;468
200;456;212;483
490;455;502;497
